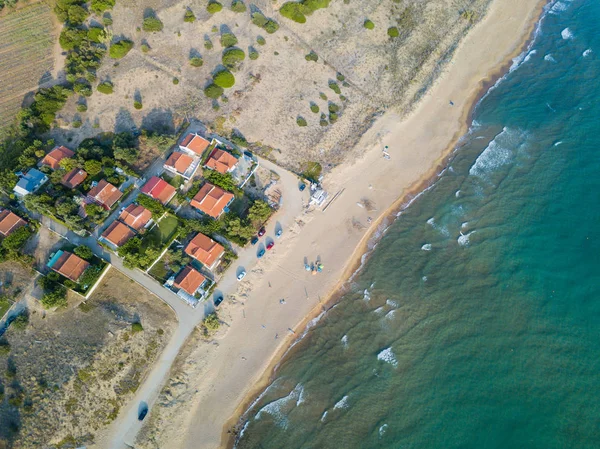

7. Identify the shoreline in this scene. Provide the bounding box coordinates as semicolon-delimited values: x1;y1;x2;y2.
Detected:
223;0;550;446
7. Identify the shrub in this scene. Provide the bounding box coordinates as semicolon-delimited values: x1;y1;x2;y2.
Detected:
204;83;224;99
84;159;102;175
328;102;340;113
190;56;204;67
220;32;238;48
305;51;318;62
143;16;164;32
296;116;307;127
204;39;213;50
248;47;259;60
11;313;29;331
336;72;345;81
77;103;88;112
91;0;115;14
202;313;220;333
280;2;306;23
231;0;246;12
103;14;113;25
74;81;92;97
137;195;165;216
222;47;245;68
364;19;374;29
59;27;87;50
74;245;93;260
213;69;235;88
131;322;143;332
0;339;10;356
320;118;328;126
251;12;279;34
310;102;319;113
109;40;134;59
207;0;222;13
387;26;399;38
173;77;179;84
134;100;143;110
328;80;341;94
88;26;107;43
41;285;68;309
256;35;266;45
183;9;196;22
66;5;89;25
97;81;114;94
329;112;338;122
141;43;150;52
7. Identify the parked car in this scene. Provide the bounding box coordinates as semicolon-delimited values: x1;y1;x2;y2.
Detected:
299;183;306;192
251;236;259;245
257;248;265;258
267;241;275;250
258;227;266;237
138;406;148;421
275;229;282;238
214;295;224;307
244;150;254;159
237;271;246;281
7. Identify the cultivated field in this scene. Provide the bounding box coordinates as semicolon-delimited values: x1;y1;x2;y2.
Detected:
0;1;58;133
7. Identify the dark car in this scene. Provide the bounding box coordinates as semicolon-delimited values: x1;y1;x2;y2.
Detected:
138;406;148;421
214;295;224;307
258;227;266;237
299;183;306;192
251;236;259;245
267;241;275;250
257;248;266;258
244;151;254;159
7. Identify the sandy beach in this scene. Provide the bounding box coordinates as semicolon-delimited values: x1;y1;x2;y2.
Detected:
131;0;548;447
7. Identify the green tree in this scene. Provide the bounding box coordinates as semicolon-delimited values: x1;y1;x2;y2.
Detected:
202;313;220;333
280;2;306;23
41;287;68;309
74;245;93;260
183;9;196;22
387;26;399;38
222;48;245;68
364;19;374;29
59;157;79;171
247;200;272;225
66;4;89;25
220;32;238;48
113;146;139;163
213;69;235;88
136;195;165;216
1;227;32;252
207;0;222;13
231;0;246;12
142;16;163;32
204;83;224;99
190;56;203;67
59;27;88;50
90;0;115;13
85;203;108;223
109;40;134;59
205;171;236;191
224;216;255;240
84;159;102;175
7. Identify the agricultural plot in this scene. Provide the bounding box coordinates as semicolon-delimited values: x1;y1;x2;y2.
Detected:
0;2;56;133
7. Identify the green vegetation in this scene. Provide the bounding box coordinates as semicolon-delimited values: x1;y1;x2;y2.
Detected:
88;26;107;43
91;0;115;14
205;171;237;192
302;161;322;181
0;295;12;320
305;51;318;62
256;35;266;45
0;339;10;356
247;200;272;226
74;81;92;97
109;40;134;59
134;100;143;110
336;73;345;82
387;26;399;38
204;83;224;99
74;245;93;260
136;195;165;216
59;27;87;50
10;312;29;331
328;80;341;94
296;116;307;127
207;0;222;13
310;102;319;113
231;0;246;12
183;9;196;22
173;77;179;85
222;47;245;68
251;11;279;34
131;322;143;332
279;0;331;24
202;312;220;334
143;16;164;32
39;274;68;309
190;56;204;67
220;32;238;48
141;42;150;52
213;69;235;88
363;19;374;29
248;47;259;60
204;38;213;50
97;81;114;94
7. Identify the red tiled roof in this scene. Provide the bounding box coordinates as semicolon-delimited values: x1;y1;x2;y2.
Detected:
173;266;206;295
190;183;234;218
140;176;177;205
41;146;74;170
101;221;135;247
184;233;224;268
0;209;27;237
51;251;90;282
204;149;238;174
119;204;152;231
61;168;87;189
180;133;210;155
87;180;123;209
164;152;194;175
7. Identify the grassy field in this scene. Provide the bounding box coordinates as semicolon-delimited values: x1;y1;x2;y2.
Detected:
144;215;179;247
0;295;12;319
0;1;56;133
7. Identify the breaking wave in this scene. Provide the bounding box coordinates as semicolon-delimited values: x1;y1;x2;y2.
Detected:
377;347;398;368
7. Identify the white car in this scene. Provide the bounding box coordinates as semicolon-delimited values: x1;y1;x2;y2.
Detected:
237;271;246;281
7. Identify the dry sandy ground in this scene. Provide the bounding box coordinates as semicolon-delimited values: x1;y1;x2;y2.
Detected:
0;270;176;448
54;0;491;172
130;0;546;448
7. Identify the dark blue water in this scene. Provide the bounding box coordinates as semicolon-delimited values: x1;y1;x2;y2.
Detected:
237;1;600;447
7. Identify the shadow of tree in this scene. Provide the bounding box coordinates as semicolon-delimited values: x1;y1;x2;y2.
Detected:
140;108;175;134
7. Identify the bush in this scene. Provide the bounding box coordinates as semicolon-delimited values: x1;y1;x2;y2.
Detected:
305;51;318;62
387;26;399;38
204;39;213;50
84;159;102;175
206;0;222;13
66;5;89;25
2;227;32;252
231;0;246;12
190;56;203;67
97;81;113;94
296;116;307;127
41;285;68;309
0;339;10;356
205;171;237;191
364;19;374;29
251;12;279;34
173;77;179;84
328;102;340;113
328;80;341;94
59;27;87;51
103;14;113;25
131;322;143;332
336;72;345;82
222;47;245;68
310;102;319;113
91;0;115;13
76;103;87;112
204;83;224;99
143;16;163;32
74;245;93;260
109;40;134;59
256;35;266;45
88;26;107;43
220;32;238;48
248;47;259;60
280;2;306;23
213;69;235;88
141;43;150;53
183;9;196;22
202;313;220;333
134;100;143;110
136;195;165;216
74;81;92;97
11;313;29;331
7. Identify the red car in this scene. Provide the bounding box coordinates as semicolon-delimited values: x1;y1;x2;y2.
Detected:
266;241;274;250
258;227;266;237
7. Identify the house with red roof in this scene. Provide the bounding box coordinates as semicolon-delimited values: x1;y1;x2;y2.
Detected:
179;133;212;156
100;221;135;248
163;151;200;180
0;209;27;237
173;266;208;297
61;168;88;189
40;146;74;170
119;204;152;231
204;148;238;174
184;232;225;270
190;183;234;219
140;176;177;205
47;250;90;283
87;180;123;210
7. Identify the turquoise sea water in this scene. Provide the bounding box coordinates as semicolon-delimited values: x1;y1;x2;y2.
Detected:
236;1;600;447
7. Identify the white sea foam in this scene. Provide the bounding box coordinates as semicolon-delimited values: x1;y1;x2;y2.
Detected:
469;127;526;179
426;217;450;236
377;347;398;368
379;424;389;438
363;289;371;301
341;334;349;348
374;306;385;314
386;299;399;308
544;54;557;62
384;310;396;320
550;1;568;13
523;49;537;64
583;49;592;57
334;395;350;410
255;383;305;429
422;276;428;282
421;243;432;251
455;190;461;198
458;230;476;247
561;27;573;40
461;222;469;229
554;141;563;147
321;411;328;422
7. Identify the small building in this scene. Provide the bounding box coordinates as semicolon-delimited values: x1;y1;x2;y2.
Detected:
47;250;90;283
184;232;225;270
173;266;208;297
100;220;135;248
119;204;152;231
13;168;48;197
179;133;211;156
61;168;88;189
87;180;123;210
163;151;199;180
204;148;238;174
190;183;234;219
140;176;177;205
40;146;75;170
0;209;27;237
